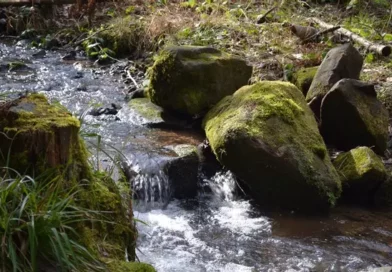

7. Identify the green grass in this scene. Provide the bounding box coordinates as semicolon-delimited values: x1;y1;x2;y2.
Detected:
0;168;104;272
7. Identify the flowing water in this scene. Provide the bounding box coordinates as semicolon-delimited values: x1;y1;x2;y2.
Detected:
1;40;392;272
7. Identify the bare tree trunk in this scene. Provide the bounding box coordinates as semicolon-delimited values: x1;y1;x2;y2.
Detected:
311;17;391;57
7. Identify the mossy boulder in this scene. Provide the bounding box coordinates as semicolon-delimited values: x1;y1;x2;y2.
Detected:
106;260;156;272
128;98;189;129
320;79;389;155
306;43;363;120
333;147;387;204
0;94;141;268
0;93;86;177
202;81;341;212
292;66;318;96
147;46;252;116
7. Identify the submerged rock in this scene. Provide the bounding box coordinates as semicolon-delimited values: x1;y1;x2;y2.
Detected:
147;46;252;116
292;66;318;96
128;98;189;129
306;43;363;120
320;79;389;155
203;81;341;212
333;147;387;204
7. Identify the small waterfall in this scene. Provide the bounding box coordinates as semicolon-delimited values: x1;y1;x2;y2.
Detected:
132;172;170;204
121;155;171;210
205;171;237;202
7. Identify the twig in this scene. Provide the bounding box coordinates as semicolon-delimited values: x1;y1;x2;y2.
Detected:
302;25;341;43
256;6;276;24
126;70;139;89
64;26;113;49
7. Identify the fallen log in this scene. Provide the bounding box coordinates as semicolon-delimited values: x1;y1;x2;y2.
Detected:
0;0;105;6
311;17;391;57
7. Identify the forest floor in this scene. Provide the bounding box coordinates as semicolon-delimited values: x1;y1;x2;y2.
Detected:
76;0;392;82
4;1;392;84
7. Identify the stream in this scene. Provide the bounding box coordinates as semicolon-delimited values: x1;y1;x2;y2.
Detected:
1;40;392;272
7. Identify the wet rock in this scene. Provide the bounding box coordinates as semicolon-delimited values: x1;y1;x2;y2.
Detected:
128;88;145;100
306;43;363;120
88;104;119;116
333;147;387;204
44;36;60;50
202;81;341;213
197;139;222;180
320;79;389;155
147;46;252;116
128;98;189;129
61;51;76;61
32;49;46;58
164;144;199;199
292;66;318;96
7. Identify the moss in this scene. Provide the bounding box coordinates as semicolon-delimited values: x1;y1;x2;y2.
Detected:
172;144;197;157
292;66;318;96
147;46;252;116
0;93;82;174
106;260;156;272
128;98;163;121
99;17;146;57
79;171;136;262
333;146;386;183
202;81;341;210
333;146;387;203
0;94;138;267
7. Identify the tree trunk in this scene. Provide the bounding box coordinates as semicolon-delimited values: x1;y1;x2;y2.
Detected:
311;17;391;57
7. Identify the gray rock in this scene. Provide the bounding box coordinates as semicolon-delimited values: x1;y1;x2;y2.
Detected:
306;43;363;120
320;79;389;155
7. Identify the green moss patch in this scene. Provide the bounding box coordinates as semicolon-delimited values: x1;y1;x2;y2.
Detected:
333;146;387;204
292;66;318;96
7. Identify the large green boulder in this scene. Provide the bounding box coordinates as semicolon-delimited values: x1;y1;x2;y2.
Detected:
147;46;252;116
333;147;387;204
202;81;341;212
